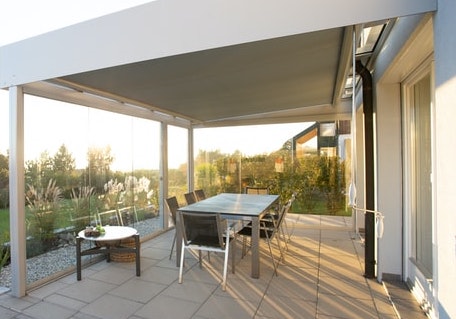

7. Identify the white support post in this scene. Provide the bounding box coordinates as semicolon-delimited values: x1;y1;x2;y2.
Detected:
8;86;26;297
160;122;168;229
187;128;194;191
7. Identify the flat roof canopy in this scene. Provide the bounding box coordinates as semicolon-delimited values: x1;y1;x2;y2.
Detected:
0;0;436;127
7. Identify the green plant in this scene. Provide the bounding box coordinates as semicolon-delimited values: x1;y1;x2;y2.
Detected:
0;231;10;273
317;156;346;214
25;179;62;248
70;186;96;230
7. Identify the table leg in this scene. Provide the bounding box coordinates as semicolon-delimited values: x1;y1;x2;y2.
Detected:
134;234;140;276
176;214;182;267
251;216;260;278
76;237;82;281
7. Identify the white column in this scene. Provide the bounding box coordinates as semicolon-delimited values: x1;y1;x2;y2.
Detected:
8;86;26;297
187;128;194;191
160;122;168;228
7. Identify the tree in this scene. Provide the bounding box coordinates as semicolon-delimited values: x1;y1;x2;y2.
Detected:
25;151;53;189
52;144;76;197
86;146;114;193
53;144;75;173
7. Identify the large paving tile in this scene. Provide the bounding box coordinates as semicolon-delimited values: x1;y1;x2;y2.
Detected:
141;246;172;260
275;265;319;282
109;277;167;303
256;294;316;319
0;305;20;319
161;280;217;303
213;276;268;303
44;293;87;311
317;293;378;319
134;294;200;319
57;278;117;303
139;265;180;285
0;294;40;311
319;254;365;280
320;238;357;255
23;301;76;319
194;294;257;319
267;275;318;302
318;275;371;299
87;264;136;285
27;280;69;299
79;294;143;319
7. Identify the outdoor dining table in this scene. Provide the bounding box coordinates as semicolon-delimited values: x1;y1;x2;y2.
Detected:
176;193;280;279
76;225;140;280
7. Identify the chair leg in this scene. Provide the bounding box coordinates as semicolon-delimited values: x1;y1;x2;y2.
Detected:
169;232;177;260
199;250;203;269
275;230;286;263
222;240;230;291
178;239;185;284
282;218;292;244
231;236;236;274
265;237;279;276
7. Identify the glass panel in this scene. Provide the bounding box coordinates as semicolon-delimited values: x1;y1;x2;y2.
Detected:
413;74;433;275
168;125;188;206
0;91;9;286
130;118;161;235
0;94;164;289
194;122;351;216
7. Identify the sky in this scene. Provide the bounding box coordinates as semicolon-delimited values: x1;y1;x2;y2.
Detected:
0;0;313;169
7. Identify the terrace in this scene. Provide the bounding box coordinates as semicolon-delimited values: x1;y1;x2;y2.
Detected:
0;214;424;319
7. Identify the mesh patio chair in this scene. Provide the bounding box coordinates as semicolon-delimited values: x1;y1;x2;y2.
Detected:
238;200;290;276
178;211;235;291
184;192;197;205
165;196;180;260
194;189;206;201
281;192;297;243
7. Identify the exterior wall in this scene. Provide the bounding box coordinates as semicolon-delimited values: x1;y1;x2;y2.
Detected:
433;0;456;318
374;14;433;283
374;5;456;318
375;83;403;281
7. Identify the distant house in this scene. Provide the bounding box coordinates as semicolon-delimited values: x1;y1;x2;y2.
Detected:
292;120;351;159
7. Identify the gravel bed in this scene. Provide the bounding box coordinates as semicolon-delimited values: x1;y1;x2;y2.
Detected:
0;218;162;289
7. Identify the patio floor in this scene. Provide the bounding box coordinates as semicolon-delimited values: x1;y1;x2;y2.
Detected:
0;215;415;319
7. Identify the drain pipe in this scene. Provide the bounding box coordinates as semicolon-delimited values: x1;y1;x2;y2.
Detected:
356;60;376;279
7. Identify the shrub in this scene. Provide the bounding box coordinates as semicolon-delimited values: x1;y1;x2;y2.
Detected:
25;179;62;249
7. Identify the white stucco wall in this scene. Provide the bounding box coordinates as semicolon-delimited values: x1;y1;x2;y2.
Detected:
433;0;456;318
375;83;403;280
372;14;430;281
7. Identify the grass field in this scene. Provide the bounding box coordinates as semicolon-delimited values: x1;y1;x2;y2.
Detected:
291;199;351;216
0;209;8;236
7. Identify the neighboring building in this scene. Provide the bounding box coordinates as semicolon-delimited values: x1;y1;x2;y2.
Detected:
292;120;351;159
1;1;455;318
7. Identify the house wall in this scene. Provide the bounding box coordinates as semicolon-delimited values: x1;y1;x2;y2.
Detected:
375;82;402;281
433;0;456;318
374;13;433;281
374;5;456;318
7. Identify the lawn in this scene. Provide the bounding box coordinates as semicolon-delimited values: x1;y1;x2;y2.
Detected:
0;209;8;237
291;198;351;216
